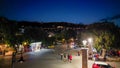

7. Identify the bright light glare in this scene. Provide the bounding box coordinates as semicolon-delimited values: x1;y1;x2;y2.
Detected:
88;38;93;43
82;40;87;46
34;49;40;52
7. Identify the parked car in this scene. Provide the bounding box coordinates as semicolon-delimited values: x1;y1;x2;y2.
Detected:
92;61;115;68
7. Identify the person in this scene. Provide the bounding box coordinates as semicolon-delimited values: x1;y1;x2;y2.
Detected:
64;53;67;58
68;54;72;63
118;50;120;57
11;52;16;68
0;48;2;55
60;53;63;60
67;54;70;61
77;51;80;56
93;54;96;61
63;53;67;62
96;53;99;61
103;53;107;61
3;49;5;56
18;53;25;63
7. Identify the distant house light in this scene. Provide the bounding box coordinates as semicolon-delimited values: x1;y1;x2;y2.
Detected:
19;28;24;33
57;26;63;28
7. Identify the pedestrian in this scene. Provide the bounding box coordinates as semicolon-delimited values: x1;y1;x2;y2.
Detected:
60;53;63;60
77;51;80;56
93;54;96;61
18;53;25;63
3;49;5;56
96;53;99;61
64;53;67;58
11;52;16;68
103;53;107;61
63;53;67;62
67;54;70;61
68;54;72;63
0;48;2;55
118;50;120;57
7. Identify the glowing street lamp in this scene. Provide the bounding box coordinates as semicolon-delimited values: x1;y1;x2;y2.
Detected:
88;38;93;56
88;38;93;43
82;40;87;47
82;40;88;68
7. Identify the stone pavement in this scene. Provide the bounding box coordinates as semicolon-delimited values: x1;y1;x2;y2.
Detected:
0;49;120;68
14;49;94;68
55;55;94;68
0;55;12;68
1;49;120;68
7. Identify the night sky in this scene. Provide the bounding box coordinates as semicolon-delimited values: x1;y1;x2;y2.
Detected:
0;0;120;26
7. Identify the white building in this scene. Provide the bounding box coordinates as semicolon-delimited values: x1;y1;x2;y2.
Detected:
30;42;42;52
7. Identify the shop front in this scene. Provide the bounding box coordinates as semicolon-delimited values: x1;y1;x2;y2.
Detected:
30;42;42;52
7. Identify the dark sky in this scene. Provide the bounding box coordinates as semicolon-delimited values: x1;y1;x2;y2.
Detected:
0;0;120;26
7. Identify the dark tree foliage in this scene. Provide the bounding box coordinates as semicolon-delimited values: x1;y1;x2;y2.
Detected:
0;17;120;50
86;22;120;51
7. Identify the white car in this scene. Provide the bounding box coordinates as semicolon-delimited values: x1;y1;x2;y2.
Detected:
92;61;115;68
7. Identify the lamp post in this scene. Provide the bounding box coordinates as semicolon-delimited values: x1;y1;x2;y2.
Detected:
88;38;93;57
82;40;87;47
82;40;88;68
11;52;16;68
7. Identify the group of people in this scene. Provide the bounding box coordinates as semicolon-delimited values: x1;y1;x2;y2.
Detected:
60;53;72;63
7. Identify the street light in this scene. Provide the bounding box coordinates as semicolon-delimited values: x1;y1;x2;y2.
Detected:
88;38;93;56
82;40;87;47
82;40;88;68
88;38;93;43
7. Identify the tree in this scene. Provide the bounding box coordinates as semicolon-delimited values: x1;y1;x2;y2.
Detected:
0;17;19;46
86;22;120;52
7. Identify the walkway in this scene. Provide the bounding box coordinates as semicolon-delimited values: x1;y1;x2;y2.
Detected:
14;49;94;68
